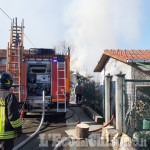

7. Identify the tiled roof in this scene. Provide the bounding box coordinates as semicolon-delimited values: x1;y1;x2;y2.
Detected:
104;49;150;62
0;49;29;58
94;49;150;72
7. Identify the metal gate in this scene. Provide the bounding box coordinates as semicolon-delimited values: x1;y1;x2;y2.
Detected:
123;79;150;137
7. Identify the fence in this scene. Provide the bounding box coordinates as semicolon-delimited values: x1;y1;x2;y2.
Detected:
123;80;150;137
82;81;102;115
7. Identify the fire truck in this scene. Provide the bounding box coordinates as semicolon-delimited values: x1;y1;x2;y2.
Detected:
6;18;70;114
22;48;70;113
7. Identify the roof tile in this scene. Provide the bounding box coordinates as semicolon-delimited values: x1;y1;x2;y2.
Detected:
94;49;150;72
104;49;150;62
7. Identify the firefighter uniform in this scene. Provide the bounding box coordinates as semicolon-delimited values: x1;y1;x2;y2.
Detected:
0;72;22;150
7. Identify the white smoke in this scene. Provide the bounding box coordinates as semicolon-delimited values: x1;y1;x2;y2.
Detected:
63;0;142;75
0;0;143;77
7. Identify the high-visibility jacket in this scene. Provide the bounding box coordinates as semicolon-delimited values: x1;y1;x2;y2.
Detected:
0;89;22;139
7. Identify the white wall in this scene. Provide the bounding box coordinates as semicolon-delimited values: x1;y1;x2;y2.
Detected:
99;57;132;84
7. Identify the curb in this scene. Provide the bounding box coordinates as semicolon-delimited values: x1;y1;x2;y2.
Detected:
83;105;104;124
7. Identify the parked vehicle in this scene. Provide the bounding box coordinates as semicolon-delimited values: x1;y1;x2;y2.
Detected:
21;48;70;114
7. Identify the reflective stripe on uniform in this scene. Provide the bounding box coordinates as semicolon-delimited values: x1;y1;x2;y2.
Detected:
0;130;16;139
10;118;22;128
0;104;15;139
0;105;5;133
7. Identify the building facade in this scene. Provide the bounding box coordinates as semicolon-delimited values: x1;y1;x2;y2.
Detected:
94;49;150;136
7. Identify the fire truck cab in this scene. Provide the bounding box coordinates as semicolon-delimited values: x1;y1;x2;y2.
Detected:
22;48;70;113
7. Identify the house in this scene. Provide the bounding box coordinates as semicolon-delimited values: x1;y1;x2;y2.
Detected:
0;49;29;72
94;49;150;80
0;49;7;72
94;49;150;136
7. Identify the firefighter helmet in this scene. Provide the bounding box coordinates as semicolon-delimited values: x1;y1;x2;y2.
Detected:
0;72;13;90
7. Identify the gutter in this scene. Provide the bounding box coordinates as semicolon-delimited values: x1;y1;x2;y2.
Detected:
136;62;150;68
126;59;150;63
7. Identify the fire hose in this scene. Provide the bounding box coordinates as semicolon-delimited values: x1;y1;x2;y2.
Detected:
54;105;115;150
13;90;46;150
76;105;114;133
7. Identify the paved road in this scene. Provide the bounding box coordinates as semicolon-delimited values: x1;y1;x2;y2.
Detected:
14;105;113;150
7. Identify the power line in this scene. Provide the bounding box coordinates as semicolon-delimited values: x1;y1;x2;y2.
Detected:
0;8;12;21
24;33;36;48
0;7;36;48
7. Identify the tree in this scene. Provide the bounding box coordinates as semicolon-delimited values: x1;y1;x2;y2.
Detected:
53;41;80;72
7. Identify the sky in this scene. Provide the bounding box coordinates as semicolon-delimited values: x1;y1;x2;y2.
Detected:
1;0;150;77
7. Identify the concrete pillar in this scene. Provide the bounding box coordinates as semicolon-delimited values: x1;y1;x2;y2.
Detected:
105;73;112;123
115;72;125;132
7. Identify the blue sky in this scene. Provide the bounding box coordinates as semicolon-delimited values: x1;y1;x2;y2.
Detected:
118;0;150;49
0;0;150;76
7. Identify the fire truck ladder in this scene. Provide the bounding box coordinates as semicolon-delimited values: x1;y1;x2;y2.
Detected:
6;18;24;102
57;62;66;112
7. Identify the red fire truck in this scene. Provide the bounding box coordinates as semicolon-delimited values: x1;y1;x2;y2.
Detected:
21;48;70;114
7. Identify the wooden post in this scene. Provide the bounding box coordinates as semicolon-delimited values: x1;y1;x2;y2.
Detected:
76;123;89;139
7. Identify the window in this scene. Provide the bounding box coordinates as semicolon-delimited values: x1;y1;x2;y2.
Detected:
1;58;6;64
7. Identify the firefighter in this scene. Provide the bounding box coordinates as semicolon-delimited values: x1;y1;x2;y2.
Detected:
0;72;22;150
75;81;82;104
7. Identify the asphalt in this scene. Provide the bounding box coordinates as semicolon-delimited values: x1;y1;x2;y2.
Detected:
14;104;113;150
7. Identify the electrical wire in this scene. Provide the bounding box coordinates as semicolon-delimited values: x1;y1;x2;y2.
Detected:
24;33;37;48
0;7;36;48
0;8;12;21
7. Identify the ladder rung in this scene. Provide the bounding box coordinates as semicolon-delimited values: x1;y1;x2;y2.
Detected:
10;69;20;71
13;26;22;28
13;35;21;37
58;102;66;104
10;47;19;49
9;48;19;50
12;86;20;87
12;84;20;87
58;86;65;87
57;109;66;113
12;39;20;40
58;94;65;95
13;32;21;34
13;30;21;31
58;70;65;71
58;78;65;79
8;55;19;57
10;73;20;74
8;62;19;64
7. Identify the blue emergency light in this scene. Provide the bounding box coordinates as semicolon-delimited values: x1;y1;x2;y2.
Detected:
53;59;57;63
